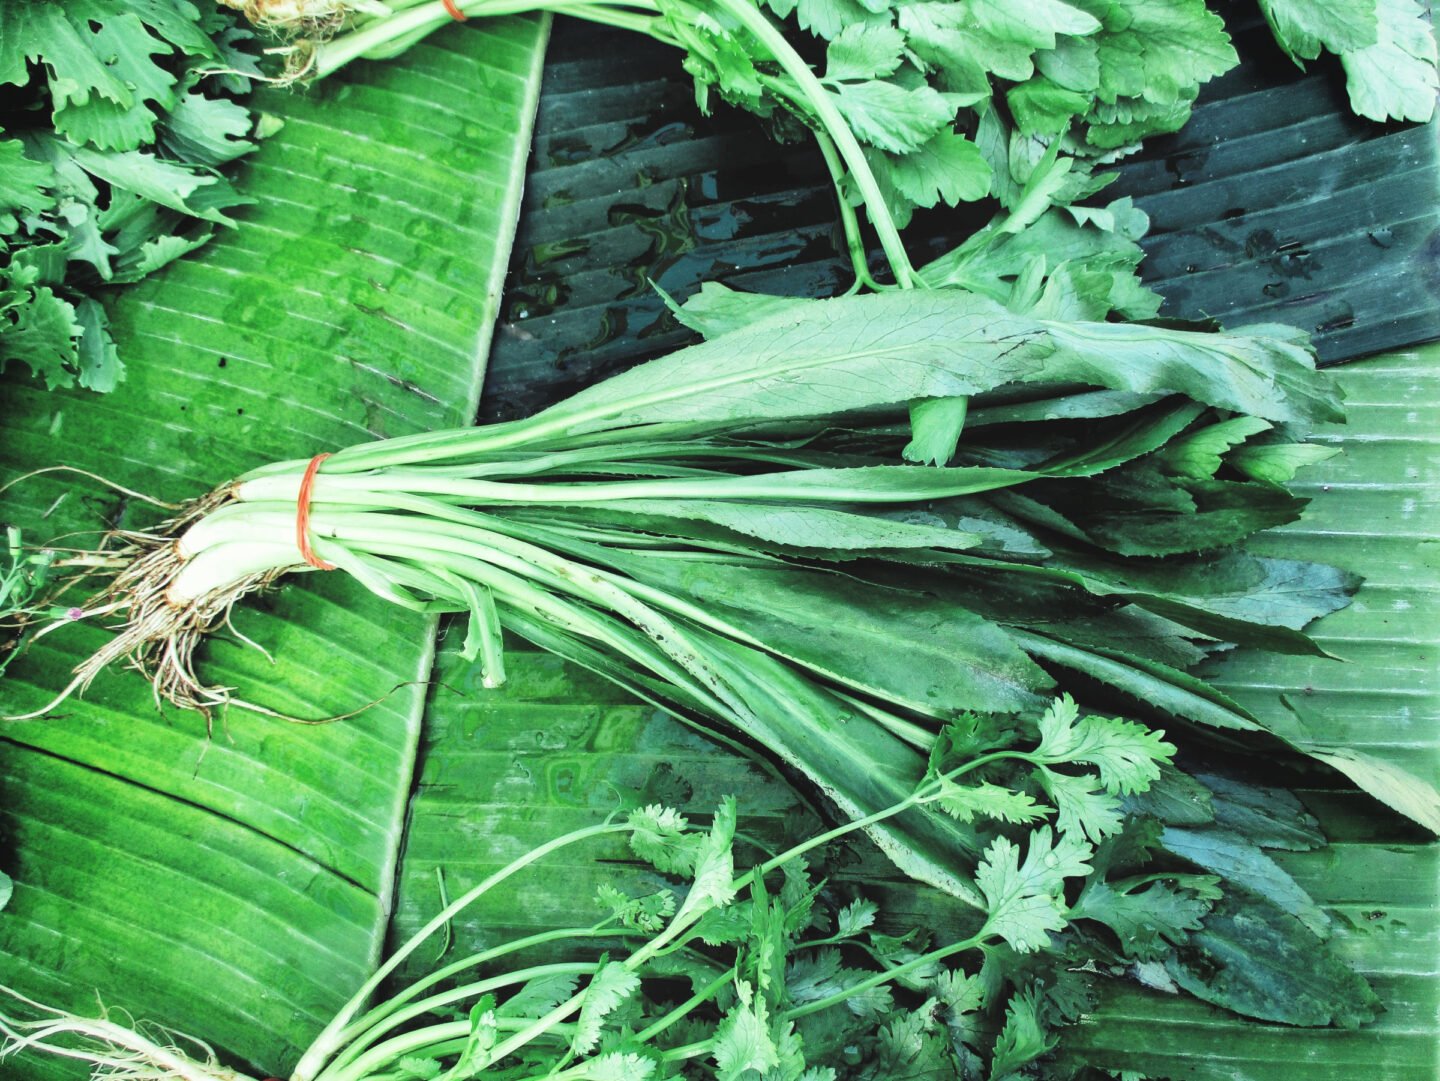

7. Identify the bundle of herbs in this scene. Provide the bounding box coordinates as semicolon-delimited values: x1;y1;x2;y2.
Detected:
225;0;1437;300
6;286;1402;1048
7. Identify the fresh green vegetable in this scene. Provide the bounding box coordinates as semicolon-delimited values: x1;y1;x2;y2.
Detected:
0;702;1190;1080
0;0;263;392
9;286;1406;1043
227;0;1437;299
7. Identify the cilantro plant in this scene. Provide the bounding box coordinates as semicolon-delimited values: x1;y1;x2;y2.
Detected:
0;695;1199;1080
229;0;1437;296
0;1;263;392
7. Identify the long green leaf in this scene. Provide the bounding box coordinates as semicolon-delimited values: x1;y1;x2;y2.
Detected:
1061;349;1440;1078
0;18;547;1076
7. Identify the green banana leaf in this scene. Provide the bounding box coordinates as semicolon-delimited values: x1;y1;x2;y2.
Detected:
0;17;548;1076
0;12;1435;1081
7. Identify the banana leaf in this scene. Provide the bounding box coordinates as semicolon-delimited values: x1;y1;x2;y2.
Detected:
0;16;548;1076
1;10;1435;1081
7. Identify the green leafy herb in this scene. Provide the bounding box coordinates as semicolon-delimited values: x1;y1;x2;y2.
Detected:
0;1;262;392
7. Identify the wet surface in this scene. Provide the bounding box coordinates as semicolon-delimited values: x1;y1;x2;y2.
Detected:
482;13;1440;423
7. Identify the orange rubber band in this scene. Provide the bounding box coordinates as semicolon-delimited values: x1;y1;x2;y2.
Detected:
441;0;468;19
297;453;337;571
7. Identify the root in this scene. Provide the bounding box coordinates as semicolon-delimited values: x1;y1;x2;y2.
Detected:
0;986;259;1081
5;486;280;723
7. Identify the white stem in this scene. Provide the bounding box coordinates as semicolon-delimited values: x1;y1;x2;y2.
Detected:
166;542;303;604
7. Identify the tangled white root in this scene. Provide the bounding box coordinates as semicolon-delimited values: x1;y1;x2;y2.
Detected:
7;488;278;721
0;986;259;1081
216;0;387;32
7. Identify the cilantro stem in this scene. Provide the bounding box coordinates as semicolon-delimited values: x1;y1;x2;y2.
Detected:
706;0;915;288
781;931;987;1023
318;962;600;1081
292;821;631;1081
632;965;737;1045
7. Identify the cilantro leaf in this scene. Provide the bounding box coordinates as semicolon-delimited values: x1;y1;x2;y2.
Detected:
1038;768;1124;841
1259;0;1380;62
597;882;676;932
587;1053;658;1080
628;804;699;875
987;987;1057;1080
1034;695;1174;795
572;961;641;1056
871;999;957;1077
835;897;878;938
686;796;739;912
495;972;581;1019
713;979;781;1081
1071;875;1218;959
934;778;1053;826
932;969;986;1022
1339;0;1438;122
977;827;1093;952
396;1056;443;1080
786;949;895;1018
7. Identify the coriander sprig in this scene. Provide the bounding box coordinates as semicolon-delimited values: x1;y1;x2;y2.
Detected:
0;692;1190;1080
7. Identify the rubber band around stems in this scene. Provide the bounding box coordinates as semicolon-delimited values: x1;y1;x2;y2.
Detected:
296;453;337;571
442;0;468;20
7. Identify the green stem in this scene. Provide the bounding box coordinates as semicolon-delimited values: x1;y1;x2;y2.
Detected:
241;464;1033;507
291;821;631;1081
707;0;914;288
345;925;613;1044
781;931;986;1022
317;963;600;1081
811;127;883;293
633;966;737;1044
311;0;661;79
